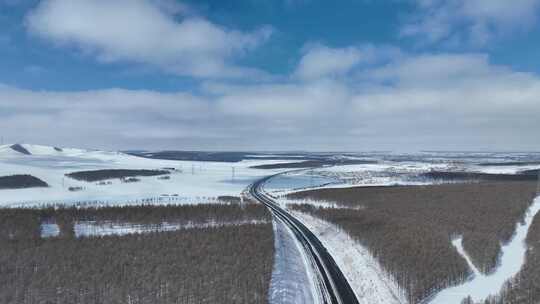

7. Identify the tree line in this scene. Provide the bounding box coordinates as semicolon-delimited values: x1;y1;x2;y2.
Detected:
0;174;48;189
65;169;170;182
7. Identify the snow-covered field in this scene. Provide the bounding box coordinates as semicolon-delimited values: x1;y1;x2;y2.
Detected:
2;144;538;208
0;144;289;207
308;161;539;190
41;219;269;238
468;164;540;174
308;162;443;189
273;197;365;209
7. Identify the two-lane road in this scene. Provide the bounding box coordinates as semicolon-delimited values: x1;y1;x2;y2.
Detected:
249;174;359;304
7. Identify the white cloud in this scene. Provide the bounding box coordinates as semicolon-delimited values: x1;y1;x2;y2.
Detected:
25;0;272;78
366;53;507;88
216;79;351;120
294;45;363;80
402;0;540;46
2;48;540;151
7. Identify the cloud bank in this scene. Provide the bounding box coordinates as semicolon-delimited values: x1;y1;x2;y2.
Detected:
2;48;540;151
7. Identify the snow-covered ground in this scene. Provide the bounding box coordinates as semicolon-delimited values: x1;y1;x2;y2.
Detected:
2;144;538;207
283;161;540;192
273;197;365;209
468;164;540;175
430;196;540;304
264;162;457;196
0;144;291;207
40;223;60;238
40;220;269;238
269;218;321;304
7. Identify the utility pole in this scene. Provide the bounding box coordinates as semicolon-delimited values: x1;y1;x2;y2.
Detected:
191;164;195;175
232;167;235;182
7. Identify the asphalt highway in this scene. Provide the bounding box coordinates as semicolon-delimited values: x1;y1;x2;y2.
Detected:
249;174;359;304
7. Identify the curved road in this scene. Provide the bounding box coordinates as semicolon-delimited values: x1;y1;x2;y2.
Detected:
249;174;359;304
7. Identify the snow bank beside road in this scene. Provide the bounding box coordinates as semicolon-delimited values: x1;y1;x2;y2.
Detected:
269;218;320;304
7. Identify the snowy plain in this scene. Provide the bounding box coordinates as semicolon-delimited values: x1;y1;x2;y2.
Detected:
1;144;538;207
0;144;289;207
307;161;540;190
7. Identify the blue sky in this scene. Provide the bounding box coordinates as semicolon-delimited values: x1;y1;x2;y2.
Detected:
1;0;540;151
1;0;407;90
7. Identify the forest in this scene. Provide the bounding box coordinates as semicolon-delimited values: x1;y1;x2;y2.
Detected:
65;169;170;182
250;159;376;169
0;174;49;189
477;213;540;304
289;181;538;303
0;203;274;304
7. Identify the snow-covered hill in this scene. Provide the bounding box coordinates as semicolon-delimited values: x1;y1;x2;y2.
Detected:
0;144;288;208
